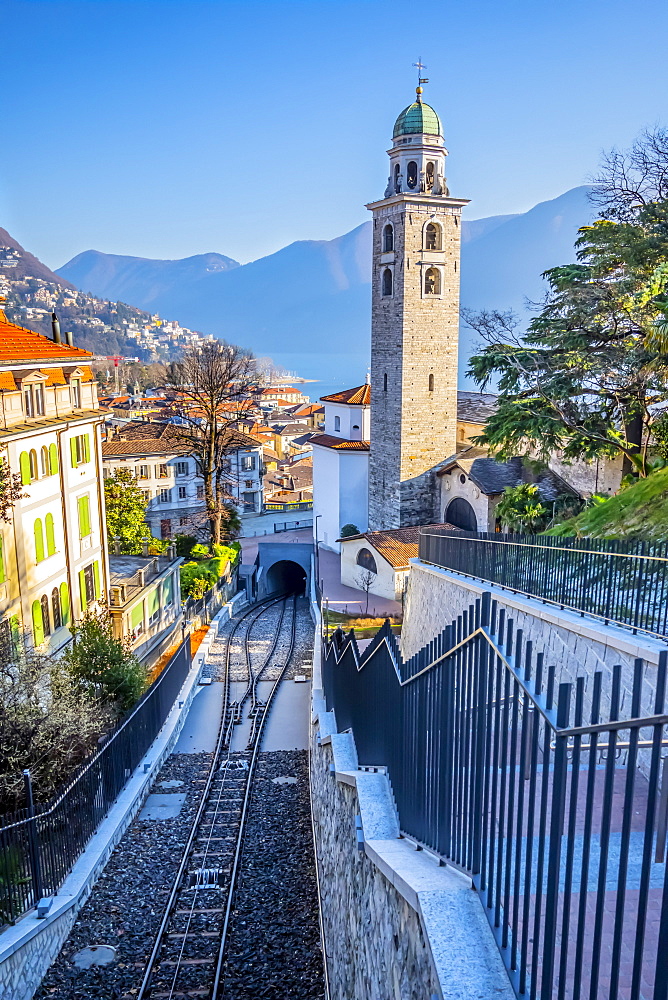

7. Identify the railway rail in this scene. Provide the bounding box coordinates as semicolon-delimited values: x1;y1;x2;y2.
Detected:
135;592;298;1000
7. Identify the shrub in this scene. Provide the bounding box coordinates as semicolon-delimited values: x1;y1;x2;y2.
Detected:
63;609;147;715
190;543;211;560
174;534;198;559
340;523;360;537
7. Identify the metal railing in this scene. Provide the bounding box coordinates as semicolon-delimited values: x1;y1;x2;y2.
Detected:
324;593;668;1000
419;528;668;640
0;637;191;926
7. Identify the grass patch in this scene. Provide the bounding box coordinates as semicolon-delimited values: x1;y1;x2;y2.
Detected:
324;609;402;639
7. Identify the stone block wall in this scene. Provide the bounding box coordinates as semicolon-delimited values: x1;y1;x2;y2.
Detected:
311;735;441;1000
402;560;667;734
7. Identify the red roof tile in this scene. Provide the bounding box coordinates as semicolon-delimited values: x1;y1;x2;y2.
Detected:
0;318;92;363
320;384;370;406
310;433;369;451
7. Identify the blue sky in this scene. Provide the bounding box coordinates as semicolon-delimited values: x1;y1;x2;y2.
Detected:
3;0;667;269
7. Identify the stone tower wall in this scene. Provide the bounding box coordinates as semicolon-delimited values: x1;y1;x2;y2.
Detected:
368;196;463;530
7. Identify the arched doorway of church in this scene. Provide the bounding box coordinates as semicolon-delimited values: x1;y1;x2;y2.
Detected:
445;497;478;532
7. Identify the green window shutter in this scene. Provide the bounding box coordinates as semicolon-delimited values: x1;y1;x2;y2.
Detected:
130;603;144;629
34;519;44;563
83;434;90;464
0;537;5;585
31;600;44;646
148;587;160;617
10;615;20;648
93;561;101;600
78;496;91;538
70;438;78;468
45;514;56;556
162;573;174;606
60;582;70;624
79;569;87;612
20;451;31;486
49;443;59;475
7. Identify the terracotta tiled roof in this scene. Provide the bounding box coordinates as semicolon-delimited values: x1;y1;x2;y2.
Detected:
320;384;371;406
0;318;92;363
0;372;17;391
102;439;190;458
42;368;65;386
310;433;369;451
339;523;458;569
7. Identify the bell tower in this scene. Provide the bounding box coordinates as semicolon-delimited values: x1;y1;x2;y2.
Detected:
367;79;468;530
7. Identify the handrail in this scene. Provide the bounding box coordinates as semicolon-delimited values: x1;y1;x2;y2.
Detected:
419;529;668;564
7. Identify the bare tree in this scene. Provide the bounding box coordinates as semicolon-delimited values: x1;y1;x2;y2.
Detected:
165;341;256;544
591;125;668;221
355;568;376;616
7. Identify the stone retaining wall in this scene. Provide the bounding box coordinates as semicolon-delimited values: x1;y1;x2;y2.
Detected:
402;560;668;725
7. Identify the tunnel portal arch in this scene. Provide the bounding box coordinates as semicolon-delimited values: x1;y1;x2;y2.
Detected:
266;559;307;595
255;542;313;600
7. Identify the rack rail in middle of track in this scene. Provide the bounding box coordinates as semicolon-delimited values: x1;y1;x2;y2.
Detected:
135;592;298;1000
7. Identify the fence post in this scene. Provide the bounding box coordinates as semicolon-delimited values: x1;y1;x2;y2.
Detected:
540;682;571;997
23;769;44;905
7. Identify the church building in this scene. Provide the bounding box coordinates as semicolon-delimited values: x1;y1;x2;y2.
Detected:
367;83;468;530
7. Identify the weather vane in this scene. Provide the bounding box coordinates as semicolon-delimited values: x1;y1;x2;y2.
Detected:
413;58;429;88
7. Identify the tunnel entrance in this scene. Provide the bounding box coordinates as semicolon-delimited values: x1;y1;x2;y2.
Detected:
266;559;307;596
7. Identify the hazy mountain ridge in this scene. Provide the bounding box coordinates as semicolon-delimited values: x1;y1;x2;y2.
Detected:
56;186;593;382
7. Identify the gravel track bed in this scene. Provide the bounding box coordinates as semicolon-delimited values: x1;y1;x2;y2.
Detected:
219;750;325;999
34;752;214;1000
207;598;314;684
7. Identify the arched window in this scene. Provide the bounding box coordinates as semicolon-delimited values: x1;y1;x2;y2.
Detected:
428;374;434;392
394;164;401;193
425;267;441;295
426;161;435;189
45;513;56;556
32;600;44;647
49;443;59;475
34;518;45;563
356;547;377;574
29;450;38;481
52;587;62;630
383;373;388;392
407;161;418;189
40;594;51;637
425;223;442;250
60;581;70;625
381;268;393;297
40;446;49;477
382;224;394;252
334;416;341;432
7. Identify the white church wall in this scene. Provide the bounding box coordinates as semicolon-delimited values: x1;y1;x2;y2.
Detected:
440;469;497;531
313;445;341;551
340;536;399;602
324;403;368;440
338;452;369;540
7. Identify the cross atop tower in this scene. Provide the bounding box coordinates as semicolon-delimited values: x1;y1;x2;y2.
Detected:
412;58;429;100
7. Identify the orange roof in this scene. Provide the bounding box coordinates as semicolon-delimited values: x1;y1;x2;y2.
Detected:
42;368;66;386
310;433;369;452
0;317;92;363
338;523;457;569
258;386;301;395
320;384;370;406
0;372;17;391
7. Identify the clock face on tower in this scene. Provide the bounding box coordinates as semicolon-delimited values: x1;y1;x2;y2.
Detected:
365;86;469;531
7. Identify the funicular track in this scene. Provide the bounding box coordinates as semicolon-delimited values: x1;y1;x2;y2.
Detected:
135;593;298;1000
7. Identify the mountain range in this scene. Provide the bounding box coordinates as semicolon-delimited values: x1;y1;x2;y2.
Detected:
56;185;593;386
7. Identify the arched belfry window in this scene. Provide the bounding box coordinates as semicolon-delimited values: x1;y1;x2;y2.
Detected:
383;224;394;252
428;374;434;392
394;164;401;193
407;161;418;189
381;268;393;297
425;223;442;250
426;161;435;189
425;267;441;295
356;547;377;575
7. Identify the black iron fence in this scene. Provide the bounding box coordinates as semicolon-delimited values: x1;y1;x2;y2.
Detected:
324;595;668;1000
419;528;668;641
0;637;191;926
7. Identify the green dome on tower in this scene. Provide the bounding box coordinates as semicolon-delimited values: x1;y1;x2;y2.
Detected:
393;97;442;139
